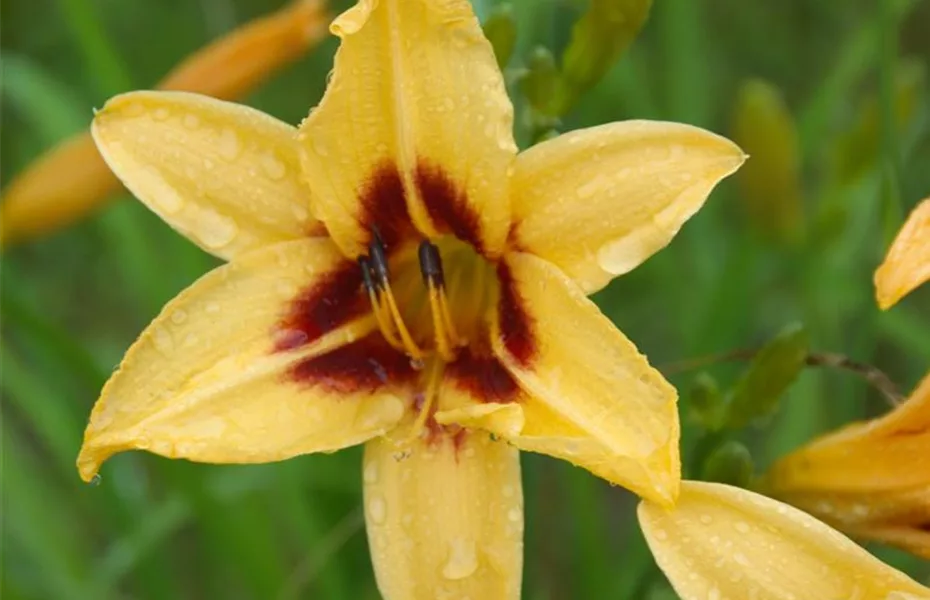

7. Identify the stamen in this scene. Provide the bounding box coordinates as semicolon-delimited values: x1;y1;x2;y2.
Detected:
360;256;405;351
419;241;463;355
408;360;443;443
363;232;425;359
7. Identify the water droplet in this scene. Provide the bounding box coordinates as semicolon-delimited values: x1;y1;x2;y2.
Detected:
170;309;187;324
367;495;387;524
501;484;515;498
734;521;750;533
733;552;750;566
363;462;378;484
153;107;170;121
183;114;200;129
442;538;478;580
507;507;522;523
311;137;330;157
259;151;287;180
203;158;215;170
708;586;721;600
205;302;220;314
153;326;173;353
291;204;310;222
654;529;668;541
217;128;241;160
699;514;713;524
195;210;239;249
89;474;102;486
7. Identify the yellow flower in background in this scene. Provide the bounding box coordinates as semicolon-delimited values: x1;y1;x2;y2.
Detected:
639;481;930;600
0;0;329;247
765;372;930;560
76;0;744;596
875;196;930;309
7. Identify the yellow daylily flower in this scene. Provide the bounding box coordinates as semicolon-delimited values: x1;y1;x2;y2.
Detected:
0;0;329;247
639;481;930;600
875;196;930;309
765;371;930;559
76;0;745;596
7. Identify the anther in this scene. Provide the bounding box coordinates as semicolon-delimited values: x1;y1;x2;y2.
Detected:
358;256;378;293
368;230;391;285
418;241;445;286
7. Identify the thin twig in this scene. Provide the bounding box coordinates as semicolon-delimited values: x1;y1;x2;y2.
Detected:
660;349;903;406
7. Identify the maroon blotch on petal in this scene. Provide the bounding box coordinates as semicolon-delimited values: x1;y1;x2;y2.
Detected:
496;262;535;365
446;348;521;403
289;335;418;394
274;261;367;352
360;162;413;251
416;160;483;253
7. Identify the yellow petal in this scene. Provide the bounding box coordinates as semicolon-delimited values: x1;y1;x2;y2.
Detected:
847;523;930;561
297;0;516;258
777;486;930;530
0;135;121;247
875;197;930;309
92;90;323;259
0;0;328;248
77;238;409;482
489;251;680;505
768;371;930;494
159;0;329;100
363;431;523;600
638;481;930;600
510;121;746;293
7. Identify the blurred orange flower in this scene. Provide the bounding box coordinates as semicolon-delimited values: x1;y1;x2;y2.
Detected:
0;0;329;247
765;372;930;559
875;196;930;309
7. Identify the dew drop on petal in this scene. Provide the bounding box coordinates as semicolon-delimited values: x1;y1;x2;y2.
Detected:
363;462;378;484
153;107;170;121
442;537;478;580
152;326;173;354
259;151;287;180
195;210;239;249
290;204;310;223
217;128;241;160
507;507;522;523
367;495;387;525
182;114;200;129
170;309;187;325
734;521;750;534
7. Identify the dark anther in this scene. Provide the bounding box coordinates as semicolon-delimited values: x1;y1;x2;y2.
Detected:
358;256;379;292
368;229;391;285
418;241;445;286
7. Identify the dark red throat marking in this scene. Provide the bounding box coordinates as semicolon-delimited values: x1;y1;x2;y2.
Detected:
416;160;483;254
446;348;521;403
495;262;536;365
274;261;367;352
360;162;412;250
289;335;418;394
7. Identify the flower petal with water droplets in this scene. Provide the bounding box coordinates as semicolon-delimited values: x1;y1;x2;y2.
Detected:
92;90;323;260
77;238;405;481
363;431;523;600
638;481;930;600
510;121;745;293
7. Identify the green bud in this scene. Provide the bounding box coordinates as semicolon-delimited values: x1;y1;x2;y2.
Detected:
520;46;561;116
557;0;653;115
699;440;754;488
724;323;809;429
482;4;518;70
689;372;725;431
730;79;802;245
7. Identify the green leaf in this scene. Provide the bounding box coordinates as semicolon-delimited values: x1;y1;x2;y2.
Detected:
482;4;517;70
556;0;653;115
688;372;725;431
724;324;810;429
699;440;755;488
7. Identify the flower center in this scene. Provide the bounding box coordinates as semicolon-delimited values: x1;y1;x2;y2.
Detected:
357;231;495;364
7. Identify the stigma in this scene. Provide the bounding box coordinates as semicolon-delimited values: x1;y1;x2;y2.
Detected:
358;231;463;363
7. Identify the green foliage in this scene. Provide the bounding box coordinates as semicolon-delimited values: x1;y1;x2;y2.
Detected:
482;4;518;69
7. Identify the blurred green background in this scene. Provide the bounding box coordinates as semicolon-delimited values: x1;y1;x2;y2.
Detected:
2;0;930;598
